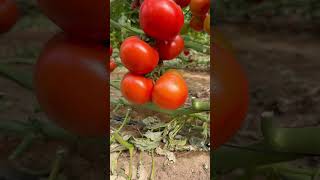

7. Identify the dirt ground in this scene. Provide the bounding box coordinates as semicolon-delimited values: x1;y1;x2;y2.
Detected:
217;23;320;178
110;68;210;180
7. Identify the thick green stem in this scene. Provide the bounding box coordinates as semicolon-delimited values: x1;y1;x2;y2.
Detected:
48;148;66;180
9;133;37;160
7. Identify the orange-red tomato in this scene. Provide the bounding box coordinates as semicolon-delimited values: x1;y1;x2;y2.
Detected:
121;73;154;105
203;14;210;34
152;70;188;110
190;15;205;32
155;35;184;60
34;33;107;136
190;0;209;16
0;0;19;34
110;59;117;72
37;0;108;42
120;36;159;75
140;0;184;40
212;45;249;149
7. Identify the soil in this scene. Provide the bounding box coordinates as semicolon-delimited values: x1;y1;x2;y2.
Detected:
217;23;320;178
110;68;211;180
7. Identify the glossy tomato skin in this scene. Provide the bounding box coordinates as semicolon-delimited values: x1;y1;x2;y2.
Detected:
140;0;184;41
34;33;107;136
190;0;210;16
121;73;153;105
0;0;19;34
152;70;188;110
120;36;159;75
37;0;108;42
156;35;184;60
174;0;191;8
190;15;205;32
212;45;249;149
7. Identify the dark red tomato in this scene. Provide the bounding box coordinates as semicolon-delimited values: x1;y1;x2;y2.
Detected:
189;15;205;32
0;0;19;34
140;0;184;41
121;73;153;105
37;0;108;42
174;0;191;8
212;45;249;149
156;35;184;60
190;0;209;16
34;33;107;137
110;58;117;72
152;70;188;110
120;36;159;75
183;49;190;56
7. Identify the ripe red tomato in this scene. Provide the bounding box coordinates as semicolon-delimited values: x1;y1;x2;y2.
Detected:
190;0;210;16
34;33;107;136
140;0;184;40
204;14;210;34
212;45;249;149
110;59;117;72
156;35;184;60
120;36;159;75
37;0;108;42
0;0;19;34
152;70;188;110
189;15;205;32
174;0;191;8
121;73;153;105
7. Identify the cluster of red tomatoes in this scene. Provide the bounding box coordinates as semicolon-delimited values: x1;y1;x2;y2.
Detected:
174;0;210;33
34;0;107;136
0;0;19;34
115;0;189;110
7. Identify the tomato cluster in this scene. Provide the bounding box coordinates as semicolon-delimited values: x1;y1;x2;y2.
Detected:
34;1;107;136
179;0;210;33
0;0;19;34
116;0;190;110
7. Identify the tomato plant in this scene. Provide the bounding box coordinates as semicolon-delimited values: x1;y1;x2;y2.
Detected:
121;73;154;105
0;0;19;34
212;45;249;148
152;70;188;110
139;0;184;40
155;35;185;60
37;0;108;42
120;36;159;75
34;33;107;136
